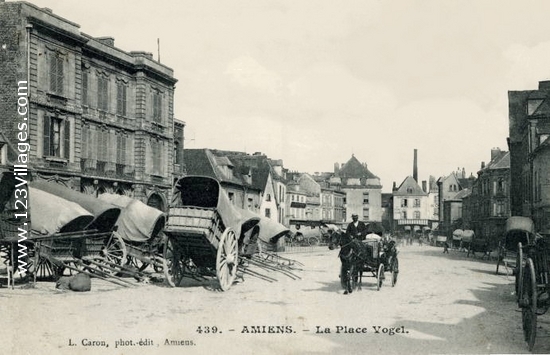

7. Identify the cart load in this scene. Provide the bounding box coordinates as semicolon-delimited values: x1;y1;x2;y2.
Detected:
31;180;121;233
98;193;166;243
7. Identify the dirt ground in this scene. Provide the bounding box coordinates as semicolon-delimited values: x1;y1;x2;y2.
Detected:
1;244;549;355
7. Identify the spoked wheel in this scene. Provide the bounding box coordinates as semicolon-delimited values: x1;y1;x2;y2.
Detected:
391;258;399;287
163;238;185;287
216;228;238;291
376;263;384;290
100;232;127;275
125;256;150;273
515;242;523;304
520;258;537;352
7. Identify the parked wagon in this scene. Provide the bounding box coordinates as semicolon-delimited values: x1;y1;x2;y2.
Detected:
163;176;260;290
518;234;549;351
30;181;127;283
495;217;538;304
98;193;167;277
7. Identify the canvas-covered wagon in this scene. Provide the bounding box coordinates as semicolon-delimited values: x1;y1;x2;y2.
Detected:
163;176;260;290
98;193;167;275
29;181;126;282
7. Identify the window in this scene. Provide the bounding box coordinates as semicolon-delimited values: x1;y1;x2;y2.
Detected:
247;198;253;210
153;90;162;122
413;211;421;219
265;208;271;218
401;199;408;207
414;199;420;207
116;83;127;116
49;53;64;94
402;211;407;220
98;76;109;111
228;192;234;204
151;139;163;176
266;194;271;202
116;133;126;165
43;117;70;159
82;71;89;106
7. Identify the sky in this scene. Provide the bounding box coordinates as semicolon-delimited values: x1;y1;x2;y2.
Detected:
16;0;550;191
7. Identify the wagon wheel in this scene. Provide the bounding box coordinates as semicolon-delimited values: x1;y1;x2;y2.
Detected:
216;228;238;291
163;238;184;287
308;236;320;246
391;258;399;287
520;258;537;352
97;232;127;276
376;263;384;290
125;256;150;273
515;242;524;304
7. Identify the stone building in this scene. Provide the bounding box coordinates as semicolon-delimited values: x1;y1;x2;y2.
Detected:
392;176;429;236
329;155;383;223
464;148;510;245
509;80;550;233
0;2;181;210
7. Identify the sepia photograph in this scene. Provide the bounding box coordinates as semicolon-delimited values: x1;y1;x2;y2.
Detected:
1;0;550;354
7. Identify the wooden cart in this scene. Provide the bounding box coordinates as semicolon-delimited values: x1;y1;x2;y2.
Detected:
163;176;260;290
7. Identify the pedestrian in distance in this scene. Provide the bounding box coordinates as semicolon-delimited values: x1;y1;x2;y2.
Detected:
443;241;449;254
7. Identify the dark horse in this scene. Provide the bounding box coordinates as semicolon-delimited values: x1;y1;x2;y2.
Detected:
329;232;399;294
328;230;369;294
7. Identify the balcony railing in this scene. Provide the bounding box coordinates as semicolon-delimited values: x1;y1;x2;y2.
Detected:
80;158;135;180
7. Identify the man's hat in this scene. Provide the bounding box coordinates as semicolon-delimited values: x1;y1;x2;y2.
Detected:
351;214;358;217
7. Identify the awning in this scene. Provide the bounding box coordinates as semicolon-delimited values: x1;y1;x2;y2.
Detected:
290;202;307;208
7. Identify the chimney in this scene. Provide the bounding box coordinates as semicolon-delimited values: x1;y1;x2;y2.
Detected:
481;161;485;169
392;181;397;191
334;162;340;173
413;149;418;182
490;147;501;161
462;167;465;178
422;180;427;192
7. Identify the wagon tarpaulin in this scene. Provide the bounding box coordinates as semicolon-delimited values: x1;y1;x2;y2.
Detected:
30;187;94;235
238;209;288;244
98;193;166;243
30;180;121;233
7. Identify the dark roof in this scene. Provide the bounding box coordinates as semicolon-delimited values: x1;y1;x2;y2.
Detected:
183;149;217;178
393;176;427;196
337;155;378;179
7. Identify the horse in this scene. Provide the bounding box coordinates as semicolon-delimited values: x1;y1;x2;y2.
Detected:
328;230;370;294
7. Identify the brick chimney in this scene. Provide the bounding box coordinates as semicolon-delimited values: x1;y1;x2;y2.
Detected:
422;180;427;192
490;147;501;161
413;149;418;182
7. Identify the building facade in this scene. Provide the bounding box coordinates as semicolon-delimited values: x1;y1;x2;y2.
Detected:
0;2;180;210
509;80;550;233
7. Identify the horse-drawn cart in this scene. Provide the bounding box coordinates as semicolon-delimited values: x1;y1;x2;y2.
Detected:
354;234;399;291
163;176;260;290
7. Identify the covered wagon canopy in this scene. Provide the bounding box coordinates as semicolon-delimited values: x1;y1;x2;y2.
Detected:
30;187;94;235
98;193;166;243
31;180;121;233
171;175;257;238
462;229;475;242
239;209;289;244
503;216;536;251
452;229;464;240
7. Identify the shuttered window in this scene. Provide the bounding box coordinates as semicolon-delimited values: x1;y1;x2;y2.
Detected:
49;54;64;94
116;83;127;116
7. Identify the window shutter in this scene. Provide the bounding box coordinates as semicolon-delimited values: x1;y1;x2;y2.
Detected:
57;57;64;94
82;72;88;105
64;119;70;159
43;117;50;156
81;125;88;159
49;56;56;92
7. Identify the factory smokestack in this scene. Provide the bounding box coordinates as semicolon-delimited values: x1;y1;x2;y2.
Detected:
413;149;418;182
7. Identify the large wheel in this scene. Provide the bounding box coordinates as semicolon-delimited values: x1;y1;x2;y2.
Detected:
376;263;384;291
515;242;524;304
101;232;127;271
163;238;184;287
391;258;399;287
520;258;537;352
216;228;238;291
